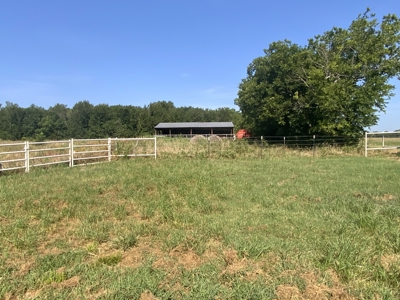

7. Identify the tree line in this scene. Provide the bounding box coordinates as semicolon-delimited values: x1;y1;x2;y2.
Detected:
0;100;241;141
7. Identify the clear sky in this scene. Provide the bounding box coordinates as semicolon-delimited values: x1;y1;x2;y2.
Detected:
1;0;399;131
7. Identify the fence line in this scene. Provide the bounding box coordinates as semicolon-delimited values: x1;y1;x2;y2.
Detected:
154;135;366;159
0;137;156;173
2;134;397;172
364;131;400;157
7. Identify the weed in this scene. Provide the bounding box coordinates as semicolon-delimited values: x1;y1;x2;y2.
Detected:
97;253;122;266
114;232;138;250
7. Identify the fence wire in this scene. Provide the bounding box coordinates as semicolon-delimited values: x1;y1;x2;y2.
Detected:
155;135;366;159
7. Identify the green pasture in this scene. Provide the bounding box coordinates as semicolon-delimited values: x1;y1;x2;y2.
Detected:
0;157;399;299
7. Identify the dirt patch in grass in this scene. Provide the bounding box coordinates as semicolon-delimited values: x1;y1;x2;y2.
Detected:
23;276;81;299
221;248;271;282
276;270;353;300
119;238;164;268
222;248;238;265
152;245;203;271
381;254;400;271
276;284;303;300
375;194;396;201
55;200;69;210
0;216;10;227
6;255;35;278
139;291;159;300
148;238;224;272
38;219;82;254
52;275;80;288
222;249;248;274
13;260;36;277
24;289;42;299
168;245;202;269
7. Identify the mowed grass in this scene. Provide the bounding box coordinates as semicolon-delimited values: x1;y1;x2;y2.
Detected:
1;157;400;299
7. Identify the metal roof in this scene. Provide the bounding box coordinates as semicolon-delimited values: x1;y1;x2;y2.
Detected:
155;122;234;129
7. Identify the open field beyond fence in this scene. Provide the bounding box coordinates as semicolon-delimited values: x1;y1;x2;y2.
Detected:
1;135;399;174
1;157;400;299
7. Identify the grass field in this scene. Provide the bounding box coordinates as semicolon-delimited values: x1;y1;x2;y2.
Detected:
1;157;400;299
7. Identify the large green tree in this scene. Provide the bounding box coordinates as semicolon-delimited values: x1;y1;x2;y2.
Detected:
235;10;400;136
67;100;94;138
0;102;25;140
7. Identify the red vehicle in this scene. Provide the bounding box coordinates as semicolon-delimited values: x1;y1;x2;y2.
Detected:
236;129;251;139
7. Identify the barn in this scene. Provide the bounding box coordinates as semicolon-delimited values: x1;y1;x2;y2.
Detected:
154;122;234;137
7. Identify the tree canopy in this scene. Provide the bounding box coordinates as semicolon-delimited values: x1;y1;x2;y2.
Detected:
235;10;400;136
0;100;241;141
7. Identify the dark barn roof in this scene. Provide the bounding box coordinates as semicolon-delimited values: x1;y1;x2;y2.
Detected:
155;122;234;129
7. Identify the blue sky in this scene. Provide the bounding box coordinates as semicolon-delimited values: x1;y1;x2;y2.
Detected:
1;0;399;131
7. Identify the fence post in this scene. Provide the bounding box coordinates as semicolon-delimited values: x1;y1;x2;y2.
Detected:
70;138;74;167
108;138;112;162
382;135;385;148
313;135;316;157
260;136;263;159
69;139;71;167
365;132;368;157
284;136;286;146
25;141;30;173
208;138;210;159
154;137;157;159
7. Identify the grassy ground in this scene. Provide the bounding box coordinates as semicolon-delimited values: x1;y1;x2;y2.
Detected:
1;157;400;299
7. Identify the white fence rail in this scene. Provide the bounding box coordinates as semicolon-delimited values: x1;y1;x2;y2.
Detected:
0;137;156;173
365;132;400;157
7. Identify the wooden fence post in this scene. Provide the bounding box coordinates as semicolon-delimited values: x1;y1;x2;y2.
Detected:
208;138;210;158
154;137;157;159
313;135;316;157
